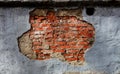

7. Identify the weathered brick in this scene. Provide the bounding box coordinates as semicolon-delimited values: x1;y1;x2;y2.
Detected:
34;45;43;49
51;46;57;49
68;41;76;45
33;49;41;53
78;57;85;61
63;53;73;57
34;27;43;31
78;41;88;45
55;41;66;45
65;58;78;61
32;41;42;46
66;49;79;53
54;49;65;53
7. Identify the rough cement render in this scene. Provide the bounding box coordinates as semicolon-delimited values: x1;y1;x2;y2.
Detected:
0;7;120;74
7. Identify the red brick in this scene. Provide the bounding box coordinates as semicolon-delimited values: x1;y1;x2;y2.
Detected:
71;46;83;49
38;53;44;57
33;49;41;53
65;33;70;38
79;49;85;54
55;41;66;45
59;34;65;38
78;54;84;57
63;53;73;57
88;26;94;30
30;31;34;35
64;24;69;26
46;33;53;38
78;41;88;45
61;46;70;49
31;24;39;28
65;58;78;61
30;19;35;24
68;42;76;45
64;27;69;31
34;46;43;49
35;16;39;19
67;49;79;53
30;16;34;20
69;24;75;26
51;46;57;49
32;41;41;46
34;28;43;31
46;27;53;32
87;33;94;38
44;54;50;57
53;49;65;53
41;24;48;27
46;42;52;45
83;45;90;49
82;37;88;41
78;57;85;61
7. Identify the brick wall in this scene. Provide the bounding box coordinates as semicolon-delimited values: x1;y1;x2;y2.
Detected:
18;9;95;65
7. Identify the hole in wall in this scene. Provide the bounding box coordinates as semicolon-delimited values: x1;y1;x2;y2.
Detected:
18;8;95;66
86;7;95;16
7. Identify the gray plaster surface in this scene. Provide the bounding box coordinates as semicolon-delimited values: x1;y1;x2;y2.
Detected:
0;7;120;74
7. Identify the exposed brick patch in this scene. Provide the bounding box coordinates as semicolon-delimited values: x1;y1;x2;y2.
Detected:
18;9;95;65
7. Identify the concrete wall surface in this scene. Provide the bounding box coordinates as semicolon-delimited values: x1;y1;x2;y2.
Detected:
0;7;120;74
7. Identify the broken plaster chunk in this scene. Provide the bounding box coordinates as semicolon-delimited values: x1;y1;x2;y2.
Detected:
18;32;36;59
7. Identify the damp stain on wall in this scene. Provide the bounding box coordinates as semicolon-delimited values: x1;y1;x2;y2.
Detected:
18;9;95;65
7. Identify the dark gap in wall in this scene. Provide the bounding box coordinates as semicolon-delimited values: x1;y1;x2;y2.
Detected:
86;7;95;16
